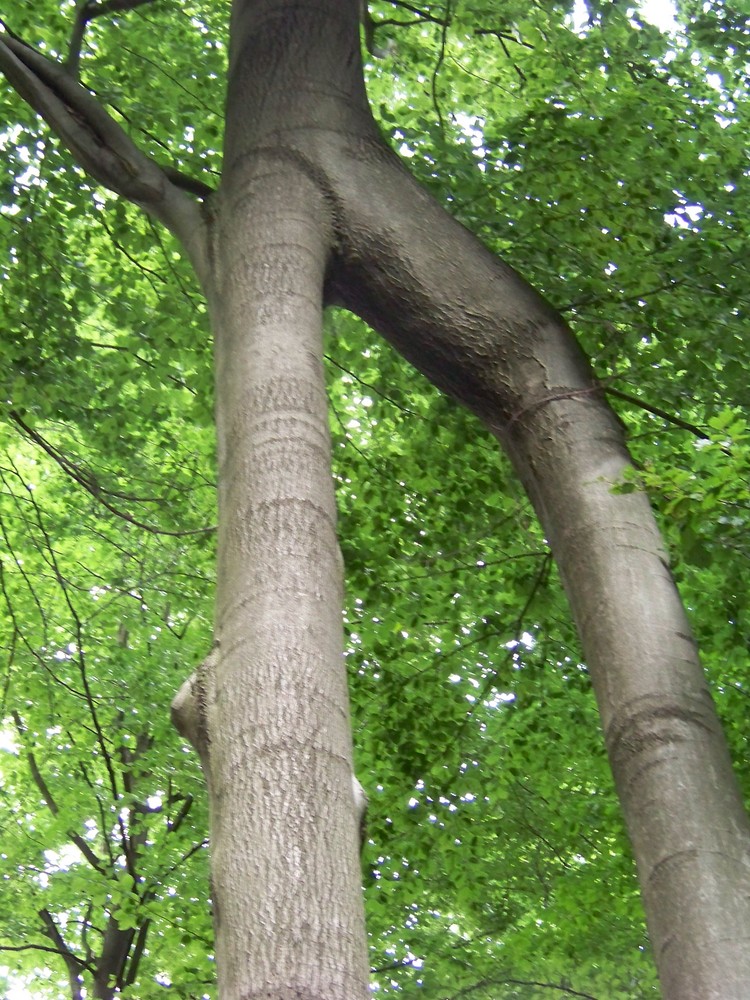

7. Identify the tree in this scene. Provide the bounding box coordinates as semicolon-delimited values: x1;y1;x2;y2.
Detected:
1;1;749;998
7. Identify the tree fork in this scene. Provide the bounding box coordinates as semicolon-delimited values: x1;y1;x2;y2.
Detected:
218;0;750;983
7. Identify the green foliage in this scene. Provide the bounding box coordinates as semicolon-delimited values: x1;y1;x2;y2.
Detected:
2;0;749;997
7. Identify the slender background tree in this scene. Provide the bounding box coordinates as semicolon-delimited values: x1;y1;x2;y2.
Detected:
1;1;749;998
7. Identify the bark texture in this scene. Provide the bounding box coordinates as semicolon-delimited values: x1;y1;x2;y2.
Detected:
169;0;750;994
5;0;750;997
323;84;750;1000
175;2;371;997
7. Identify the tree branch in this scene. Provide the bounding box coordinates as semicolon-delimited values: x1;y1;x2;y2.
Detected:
382;1;447;23
16;468;123;807
9;411;215;537
474;27;535;49
162;163;215;199
67;0;160;77
0;22;210;285
66;1;91;75
13;712;108;874
1;29;163;203
0;941;82;959
123;918;150;987
447;978;599;1000
605;386;709;440
38;908;88;1000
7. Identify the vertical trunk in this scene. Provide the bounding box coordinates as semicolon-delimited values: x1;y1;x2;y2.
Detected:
174;1;370;996
208;170;367;999
93;921;134;1000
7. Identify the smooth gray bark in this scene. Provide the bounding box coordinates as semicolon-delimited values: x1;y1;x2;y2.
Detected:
200;176;368;998
324;95;750;1000
174;3;371;998
4;0;750;997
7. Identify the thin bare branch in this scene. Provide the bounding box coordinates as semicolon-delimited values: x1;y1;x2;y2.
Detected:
430;1;451;133
475;27;535;49
0;941;82;959
67;0;159;76
13;712;108;873
382;0;447;23
13;460;123;806
9;412;215;537
0;505;87;699
605;386;710;440
38;908;89;1000
447;977;599;1000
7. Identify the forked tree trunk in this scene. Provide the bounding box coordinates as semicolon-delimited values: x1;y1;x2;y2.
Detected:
3;0;750;997
177;1;749;996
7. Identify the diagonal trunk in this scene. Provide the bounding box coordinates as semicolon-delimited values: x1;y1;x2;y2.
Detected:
323;113;750;999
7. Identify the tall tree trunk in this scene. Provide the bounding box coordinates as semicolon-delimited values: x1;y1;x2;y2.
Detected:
180;0;750;995
174;2;370;997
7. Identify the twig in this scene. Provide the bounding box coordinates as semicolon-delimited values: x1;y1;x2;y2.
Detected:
605;386;709;440
9;411;215;537
13;712;108;874
430;1;452;134
66;0;159;76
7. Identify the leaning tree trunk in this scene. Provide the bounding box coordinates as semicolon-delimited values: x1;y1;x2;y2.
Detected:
321;53;750;1000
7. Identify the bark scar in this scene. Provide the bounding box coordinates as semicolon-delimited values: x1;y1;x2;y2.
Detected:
506;383;603;430
171;641;219;760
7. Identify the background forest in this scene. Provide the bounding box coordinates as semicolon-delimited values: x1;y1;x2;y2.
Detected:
1;1;749;997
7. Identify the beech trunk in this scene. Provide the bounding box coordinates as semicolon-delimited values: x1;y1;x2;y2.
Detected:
179;2;749;995
175;3;372;997
4;0;750;997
